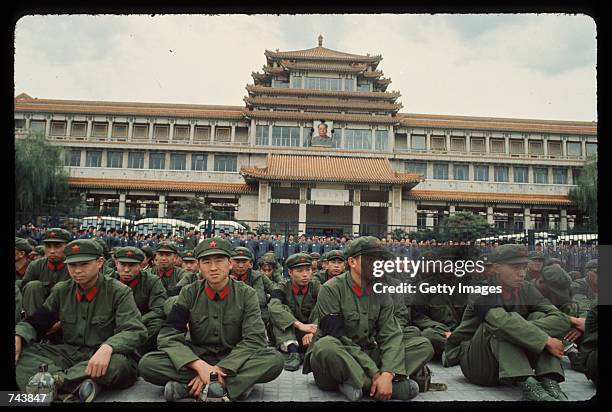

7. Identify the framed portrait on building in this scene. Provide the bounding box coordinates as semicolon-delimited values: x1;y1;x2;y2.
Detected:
309;120;334;147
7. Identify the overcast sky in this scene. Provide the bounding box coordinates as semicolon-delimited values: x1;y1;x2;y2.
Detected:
14;14;597;121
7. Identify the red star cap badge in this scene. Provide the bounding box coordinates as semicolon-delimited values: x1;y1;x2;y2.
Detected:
239;250;244;255
210;241;217;248
300;257;305;262
335;250;340;255
50;232;56;237
126;251;132;257
72;245;80;252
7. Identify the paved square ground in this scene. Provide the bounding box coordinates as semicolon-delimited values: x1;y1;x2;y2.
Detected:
95;356;596;402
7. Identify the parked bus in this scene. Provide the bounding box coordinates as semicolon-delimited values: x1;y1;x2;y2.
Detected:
80;216;131;231
134;218;196;237
197;220;247;236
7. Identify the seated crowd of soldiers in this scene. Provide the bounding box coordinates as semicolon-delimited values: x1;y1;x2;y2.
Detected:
13;228;598;402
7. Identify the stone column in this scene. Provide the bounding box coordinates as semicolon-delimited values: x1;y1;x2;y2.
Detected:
487;206;494;225
388;125;395;152
504;137;509;155
66;119;72;139
468;164;474;181
485;136;490;153
340;126;346;149
528;166;534;183
45;118;51;138
581;139;587;159
122;151;129;168
299;187;307;236
101;150;108;168
249;119;256;146
449;205;456;215
118;193;127;218
230;125;236;143
99;198;105;213
107;120;113;141
404;199;418;228
158;195;166;218
189;123;195;144
524;207;533;230
86;119;93;139
79;150;86;166
25;117;31;130
169;122;175;143
445;133;451;152
128;119;134;141
508;166;514;183
561;138;567;157
371;128;376;151
257;182;271;222
352;189;361;236
425;213;434;229
144;152;150;169
299;125;304;147
543;137;549;156
210;124;216;143
426;132;431;151
387;185;402;233
267;124;272;146
148;121;154;143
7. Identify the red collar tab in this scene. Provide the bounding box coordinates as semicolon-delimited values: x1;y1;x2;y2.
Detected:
351;283;363;297
204;283;230;301
48;261;66;271
231;271;248;282
501;287;519;301
292;285;309;295
17;266;27;275
159;269;172;278
123;277;139;289
75;287;98;302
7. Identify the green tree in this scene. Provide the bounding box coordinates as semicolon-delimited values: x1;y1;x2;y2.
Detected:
569;155;597;229
15;132;69;215
167;197;223;224
437;211;498;241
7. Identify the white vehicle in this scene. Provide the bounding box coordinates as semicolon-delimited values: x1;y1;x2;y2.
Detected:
80;216;131;231
134;218;196;236
197;220;246;236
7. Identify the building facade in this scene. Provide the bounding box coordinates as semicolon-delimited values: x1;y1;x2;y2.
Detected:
14;36;597;236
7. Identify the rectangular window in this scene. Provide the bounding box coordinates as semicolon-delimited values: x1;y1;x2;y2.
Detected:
430;136;446;150
548;141;562;156
30;120;46;134
553;168;568;184
433;163;449;180
474;165;489;181
345;129;372;150
255;125;268;146
411;135;426;150
357;83;369;92
572;168;582;182
514;166;528;183
128;152;144;169
272;126;299;147
273;79;289;88
450;137;466;152
586;143;597;157
85;150;102;167
92;122;108;138
470;138;485;152
567;142;582;157
510;140;524;154
194;126;211;141
149;152;166;169
154;125;169;140
534;167;548;184
344;79;355;91
529;140;543;155
15;119;25;129
170;153;186;170
64;149;81;167
70;122;87;137
107;151;123;168
453;164;469;180
214;155;237;172
375;130;389;151
305;77;342;91
133;124;149;139
173;125;189;140
494;166;509;182
50;121;66;136
215;127;231;142
490;139;505;153
406;162;427;178
291;76;302;88
112;123;128;138
191;154;207;171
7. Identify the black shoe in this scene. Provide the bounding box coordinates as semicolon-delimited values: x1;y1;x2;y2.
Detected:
77;379;101;402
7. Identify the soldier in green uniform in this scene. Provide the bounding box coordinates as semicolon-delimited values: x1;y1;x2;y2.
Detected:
15;239;147;402
92;238;117;278
577;301;597;385
268;253;320;372
258;252;284;285
138;238;284;401
303;236;420;401
181;250;200;277
310;252;321;272
140;246;155;271
112;247;167;355
15;237;33;286
28;245;45;261
314;250;346;284
571;259;597;316
526;252;545;281
15;284;23;325
444;244;571;401
20;229;72;317
148;242;188;295
163;250;202;316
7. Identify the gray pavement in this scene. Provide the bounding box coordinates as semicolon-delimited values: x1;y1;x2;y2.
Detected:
95;356;596;402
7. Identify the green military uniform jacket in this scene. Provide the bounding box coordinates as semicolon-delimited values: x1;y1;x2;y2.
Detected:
230;268;274;313
268;280;320;329
160;277;269;373
15;274;147;354
303;271;406;378
570;278;596;316
411;277;467;334
20;257;71;290
176;271;199;288
313;270;339;285
146;266;188;295
444;278;571;367
529;279;580;318
16;260;29;281
110;271;167;323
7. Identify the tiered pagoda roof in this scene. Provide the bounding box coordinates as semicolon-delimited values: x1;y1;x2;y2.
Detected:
244;96;403;112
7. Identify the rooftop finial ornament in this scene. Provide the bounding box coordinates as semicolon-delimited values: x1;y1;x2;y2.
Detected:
318;34;323;47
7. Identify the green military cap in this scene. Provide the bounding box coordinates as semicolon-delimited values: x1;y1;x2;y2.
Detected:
540;264;572;300
91;237;109;253
141;245;154;259
194;237;233;259
181;250;197;261
26;238;38;247
15;237;33;253
345;236;392;259
286;253;312;269
488;244;530;264
528;251;545;261
310;252;321;260
115;247;145;263
155;241;178;254
42;228;71;243
261;254;277;266
478;250;493;266
231;246;254;261
111;247;120;256
64;239;103;264
585;259;598;271
544;257;562;267
567;270;582;281
324;249;346;261
34;245;45;255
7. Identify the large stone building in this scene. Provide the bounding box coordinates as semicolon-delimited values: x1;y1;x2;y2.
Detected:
14;36;597;236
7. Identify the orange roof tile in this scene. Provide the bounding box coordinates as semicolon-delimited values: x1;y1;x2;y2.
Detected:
241;154;422;185
263;66;286;74
280;61;371;73
265;46;381;63
246;85;401;100
408;190;573;206
244;97;402;111
244;110;399;124
69;177;256;194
